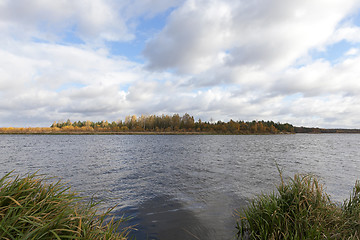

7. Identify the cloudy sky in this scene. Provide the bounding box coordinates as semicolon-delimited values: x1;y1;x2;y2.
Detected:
1;0;360;128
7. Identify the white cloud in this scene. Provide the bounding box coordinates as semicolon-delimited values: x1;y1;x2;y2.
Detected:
144;0;234;74
330;25;360;44
144;0;359;75
288;95;360;128
0;39;186;126
345;48;359;56
0;41;141;90
273;54;360;97
1;0;360;128
0;0;185;43
0;0;134;42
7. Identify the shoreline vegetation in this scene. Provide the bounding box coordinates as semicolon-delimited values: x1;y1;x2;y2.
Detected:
1;113;295;135
0;172;130;239
237;171;360;239
1;113;360;135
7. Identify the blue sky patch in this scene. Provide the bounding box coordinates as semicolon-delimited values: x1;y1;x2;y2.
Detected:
106;7;173;62
311;40;359;64
61;27;85;45
56;83;86;93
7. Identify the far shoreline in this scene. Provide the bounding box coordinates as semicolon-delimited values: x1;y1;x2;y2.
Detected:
2;131;360;135
0;131;292;135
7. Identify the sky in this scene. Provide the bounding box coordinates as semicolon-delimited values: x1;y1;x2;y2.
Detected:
1;0;360;128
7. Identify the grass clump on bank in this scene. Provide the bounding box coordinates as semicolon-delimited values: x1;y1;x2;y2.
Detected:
237;172;360;239
0;172;130;239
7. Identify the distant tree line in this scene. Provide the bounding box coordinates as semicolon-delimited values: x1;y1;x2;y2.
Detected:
3;117;360;134
47;113;295;134
0;127;54;134
294;126;360;134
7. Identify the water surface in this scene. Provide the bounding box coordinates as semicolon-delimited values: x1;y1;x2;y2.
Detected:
1;134;359;239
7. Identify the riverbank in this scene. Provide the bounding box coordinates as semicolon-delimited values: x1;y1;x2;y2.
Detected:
0;172;130;239
237;172;360;239
0;131;294;135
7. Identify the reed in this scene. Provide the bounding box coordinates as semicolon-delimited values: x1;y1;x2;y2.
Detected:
237;172;360;239
0;172;130;239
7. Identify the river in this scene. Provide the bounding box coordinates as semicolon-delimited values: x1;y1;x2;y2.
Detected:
0;134;359;239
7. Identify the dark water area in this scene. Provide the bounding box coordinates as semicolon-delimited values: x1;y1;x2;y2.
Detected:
1;134;360;239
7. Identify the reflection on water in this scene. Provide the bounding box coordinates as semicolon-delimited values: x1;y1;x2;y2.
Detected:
1;134;360;239
118;195;211;240
117;193;247;240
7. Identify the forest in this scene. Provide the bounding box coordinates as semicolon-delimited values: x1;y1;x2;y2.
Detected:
294;126;360;133
0;113;295;134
